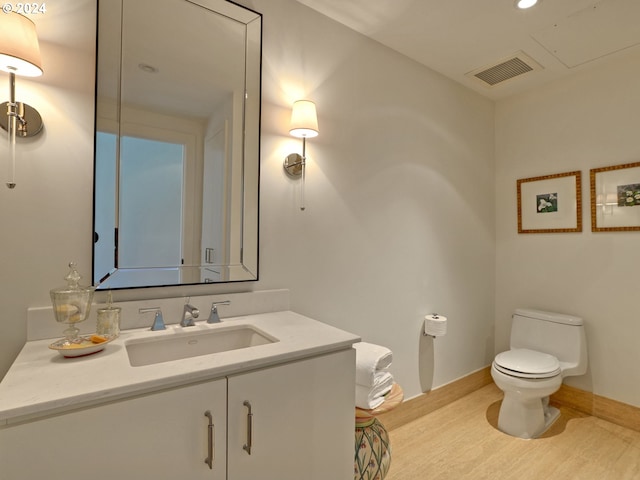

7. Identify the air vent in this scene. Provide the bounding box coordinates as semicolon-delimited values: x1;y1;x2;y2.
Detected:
466;52;542;87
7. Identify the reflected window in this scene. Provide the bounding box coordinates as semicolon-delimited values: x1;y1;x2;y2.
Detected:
94;134;185;284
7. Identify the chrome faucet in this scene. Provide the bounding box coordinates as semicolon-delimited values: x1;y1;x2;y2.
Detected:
180;301;200;327
207;300;231;324
139;307;165;331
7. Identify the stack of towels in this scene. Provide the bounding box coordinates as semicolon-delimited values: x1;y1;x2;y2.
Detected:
354;342;394;410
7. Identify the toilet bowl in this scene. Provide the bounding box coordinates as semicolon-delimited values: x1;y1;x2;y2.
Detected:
491;309;587;439
491;349;562;438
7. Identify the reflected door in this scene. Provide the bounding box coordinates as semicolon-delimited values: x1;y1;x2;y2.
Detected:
201;124;229;282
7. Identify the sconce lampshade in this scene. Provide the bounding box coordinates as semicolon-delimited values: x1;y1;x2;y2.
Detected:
289;100;319;138
0;12;43;77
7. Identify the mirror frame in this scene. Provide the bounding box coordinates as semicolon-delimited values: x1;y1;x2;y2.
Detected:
92;0;262;290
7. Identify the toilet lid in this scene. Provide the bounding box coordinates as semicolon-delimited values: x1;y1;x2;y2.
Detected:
494;349;561;379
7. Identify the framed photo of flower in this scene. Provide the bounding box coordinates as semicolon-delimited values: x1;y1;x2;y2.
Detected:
517;171;582;233
590;161;640;232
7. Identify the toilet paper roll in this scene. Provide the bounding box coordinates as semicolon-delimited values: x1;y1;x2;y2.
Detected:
424;314;447;337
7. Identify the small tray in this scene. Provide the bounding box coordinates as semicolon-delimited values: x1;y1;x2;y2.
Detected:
49;334;117;358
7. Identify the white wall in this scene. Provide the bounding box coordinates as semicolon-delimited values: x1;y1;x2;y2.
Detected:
495;49;640;407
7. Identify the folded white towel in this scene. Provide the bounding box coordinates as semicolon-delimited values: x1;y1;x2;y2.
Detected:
353;342;393;387
355;371;394;410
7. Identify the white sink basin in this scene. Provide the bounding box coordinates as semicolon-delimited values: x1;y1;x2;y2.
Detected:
126;325;278;367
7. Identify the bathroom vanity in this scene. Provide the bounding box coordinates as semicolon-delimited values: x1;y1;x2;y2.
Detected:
0;311;359;479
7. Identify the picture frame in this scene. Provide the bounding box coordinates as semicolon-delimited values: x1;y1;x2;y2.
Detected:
517;171;582;233
590;161;640;232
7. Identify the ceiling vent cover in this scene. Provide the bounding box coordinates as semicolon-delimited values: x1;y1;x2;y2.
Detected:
467;52;542;87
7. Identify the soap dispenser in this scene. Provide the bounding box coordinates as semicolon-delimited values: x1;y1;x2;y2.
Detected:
49;262;95;344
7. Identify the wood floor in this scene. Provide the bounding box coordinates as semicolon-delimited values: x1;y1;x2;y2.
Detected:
385;384;640;480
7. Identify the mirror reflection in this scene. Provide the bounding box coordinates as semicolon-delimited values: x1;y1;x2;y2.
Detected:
93;0;261;290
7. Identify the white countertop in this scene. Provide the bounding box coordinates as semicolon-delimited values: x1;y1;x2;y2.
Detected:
0;311;360;425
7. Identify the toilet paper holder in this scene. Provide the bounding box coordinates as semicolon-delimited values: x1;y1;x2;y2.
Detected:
423;313;447;338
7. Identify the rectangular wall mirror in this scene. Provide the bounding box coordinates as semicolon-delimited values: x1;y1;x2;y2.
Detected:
93;0;261;289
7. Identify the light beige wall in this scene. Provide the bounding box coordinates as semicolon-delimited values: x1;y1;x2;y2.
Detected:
252;0;496;399
0;0;496;401
0;37;97;378
495;49;640;407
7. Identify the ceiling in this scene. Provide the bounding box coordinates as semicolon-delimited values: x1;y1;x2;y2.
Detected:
294;0;640;99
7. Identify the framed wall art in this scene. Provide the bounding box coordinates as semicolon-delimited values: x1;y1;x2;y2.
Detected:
517;171;582;233
590;161;640;232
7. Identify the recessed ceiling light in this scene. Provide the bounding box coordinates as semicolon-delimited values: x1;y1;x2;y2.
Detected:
515;0;539;9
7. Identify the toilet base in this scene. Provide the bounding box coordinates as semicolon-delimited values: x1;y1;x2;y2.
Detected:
498;394;560;439
544;405;561;432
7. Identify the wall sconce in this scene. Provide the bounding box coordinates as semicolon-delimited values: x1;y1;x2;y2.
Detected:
0;12;44;189
283;100;319;211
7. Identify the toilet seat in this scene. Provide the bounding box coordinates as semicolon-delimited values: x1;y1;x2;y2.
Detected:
494;348;561;379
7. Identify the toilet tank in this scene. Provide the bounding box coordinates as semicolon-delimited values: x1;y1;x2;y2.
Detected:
511;308;587;377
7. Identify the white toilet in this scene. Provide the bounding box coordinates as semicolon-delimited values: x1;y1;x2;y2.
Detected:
491;308;587;439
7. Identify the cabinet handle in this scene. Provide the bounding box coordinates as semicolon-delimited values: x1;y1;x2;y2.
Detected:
242;401;253;455
204;410;215;469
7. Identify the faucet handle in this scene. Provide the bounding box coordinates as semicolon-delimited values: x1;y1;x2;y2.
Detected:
207;300;231;324
183;297;199;317
139;307;165;331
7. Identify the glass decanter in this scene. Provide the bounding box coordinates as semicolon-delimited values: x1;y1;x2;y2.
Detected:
50;262;95;344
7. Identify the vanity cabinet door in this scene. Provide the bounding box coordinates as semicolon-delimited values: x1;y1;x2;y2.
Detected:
0;379;227;480
227;349;355;480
